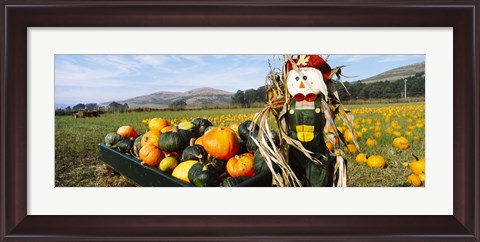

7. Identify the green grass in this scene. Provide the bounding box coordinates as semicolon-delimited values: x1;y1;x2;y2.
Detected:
341;103;425;186
55;103;425;187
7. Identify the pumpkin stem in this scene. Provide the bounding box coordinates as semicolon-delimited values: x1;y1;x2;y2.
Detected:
198;126;205;135
171;125;179;132
197;154;206;164
411;153;419;161
207;154;212;163
190;138;196;146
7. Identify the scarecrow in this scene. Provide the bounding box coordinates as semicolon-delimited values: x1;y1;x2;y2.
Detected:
284;55;333;186
253;54;357;187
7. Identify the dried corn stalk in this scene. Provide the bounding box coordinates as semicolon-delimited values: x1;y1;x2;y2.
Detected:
251;63;302;187
327;67;360;151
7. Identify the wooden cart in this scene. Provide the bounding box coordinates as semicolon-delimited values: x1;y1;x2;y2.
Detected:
98;143;273;187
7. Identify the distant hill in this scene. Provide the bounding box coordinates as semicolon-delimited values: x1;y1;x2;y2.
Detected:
360;61;425;83
103;87;234;109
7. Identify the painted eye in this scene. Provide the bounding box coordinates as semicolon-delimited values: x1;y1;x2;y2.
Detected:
303;76;308;80
295;76;300;81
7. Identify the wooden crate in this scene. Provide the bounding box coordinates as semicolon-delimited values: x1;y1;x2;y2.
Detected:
98;143;273;187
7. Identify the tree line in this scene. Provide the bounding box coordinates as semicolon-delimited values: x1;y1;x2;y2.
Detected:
55;101;130;116
230;72;425;106
334;72;425;101
56;99;200;116
230;86;266;108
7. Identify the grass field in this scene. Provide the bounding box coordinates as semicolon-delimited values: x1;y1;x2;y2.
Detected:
55;102;425;187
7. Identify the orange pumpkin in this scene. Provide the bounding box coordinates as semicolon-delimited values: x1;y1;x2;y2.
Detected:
202;127;239;160
141;130;161;147
226;153;255;177
117;125;138;139
409;158;425;175
392;137;410;150
139;144;165;167
160;126;173;133
148;118;169;132
194;136;204;146
366;138;377;147
407;174;422;186
367;155;386;168
355;153;368;163
344;129;359;142
344;144;358;154
356;131;363;139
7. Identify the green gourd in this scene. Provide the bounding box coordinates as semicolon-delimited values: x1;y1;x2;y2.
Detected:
104;132;123;147
158;126;191;154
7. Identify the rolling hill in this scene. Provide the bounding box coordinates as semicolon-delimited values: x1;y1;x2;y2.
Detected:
360;61;425;83
104;87;234;109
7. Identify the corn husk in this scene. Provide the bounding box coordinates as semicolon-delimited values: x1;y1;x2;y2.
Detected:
250;66;302;187
252;107;302;187
321;100;347;187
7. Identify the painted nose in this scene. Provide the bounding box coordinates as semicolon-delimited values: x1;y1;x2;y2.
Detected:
299;81;306;89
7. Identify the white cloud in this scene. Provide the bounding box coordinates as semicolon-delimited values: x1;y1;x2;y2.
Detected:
179;55;206;65
132;55;166;67
55;55;154;89
55;65;126;87
85;55;142;75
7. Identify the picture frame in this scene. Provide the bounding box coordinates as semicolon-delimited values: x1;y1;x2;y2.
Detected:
1;1;478;241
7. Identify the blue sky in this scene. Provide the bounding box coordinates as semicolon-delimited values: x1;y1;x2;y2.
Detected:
55;54;425;105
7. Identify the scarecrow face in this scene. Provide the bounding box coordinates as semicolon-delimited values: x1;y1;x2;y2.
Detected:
287;67;325;98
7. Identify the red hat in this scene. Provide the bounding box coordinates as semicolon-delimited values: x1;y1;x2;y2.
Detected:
287;55;332;81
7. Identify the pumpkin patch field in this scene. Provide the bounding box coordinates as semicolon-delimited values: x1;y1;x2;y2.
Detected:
55;102;425;187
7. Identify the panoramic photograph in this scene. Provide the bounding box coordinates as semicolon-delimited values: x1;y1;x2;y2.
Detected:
55;54;425;187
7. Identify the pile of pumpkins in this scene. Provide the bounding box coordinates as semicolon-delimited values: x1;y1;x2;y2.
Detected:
104;118;279;187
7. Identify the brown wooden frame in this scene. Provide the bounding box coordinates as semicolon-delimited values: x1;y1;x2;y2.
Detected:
1;1;479;241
